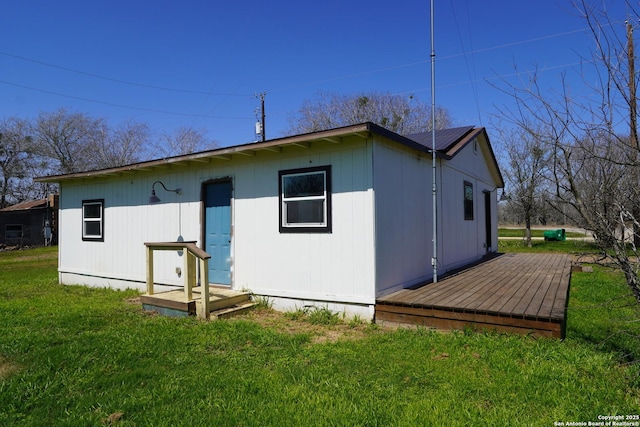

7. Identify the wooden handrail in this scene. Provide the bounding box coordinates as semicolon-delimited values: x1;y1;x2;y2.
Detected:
144;242;211;260
144;241;211;319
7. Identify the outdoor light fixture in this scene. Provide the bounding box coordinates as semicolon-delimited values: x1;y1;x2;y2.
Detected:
499;190;510;202
148;180;182;204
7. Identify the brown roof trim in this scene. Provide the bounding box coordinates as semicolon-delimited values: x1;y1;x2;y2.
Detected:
442;127;484;159
34;122;502;186
443;127;504;187
35;123;372;183
35;122;437;183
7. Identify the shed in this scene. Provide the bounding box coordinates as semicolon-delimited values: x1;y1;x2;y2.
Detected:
36;122;503;319
0;195;58;247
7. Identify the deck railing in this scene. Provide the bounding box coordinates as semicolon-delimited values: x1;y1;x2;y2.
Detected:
144;242;212;319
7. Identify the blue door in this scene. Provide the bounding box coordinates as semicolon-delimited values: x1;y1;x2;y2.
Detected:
204;181;232;285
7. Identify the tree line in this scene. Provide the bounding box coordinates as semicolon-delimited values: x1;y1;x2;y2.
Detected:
1;92;448;208
0;108;216;207
497;0;640;303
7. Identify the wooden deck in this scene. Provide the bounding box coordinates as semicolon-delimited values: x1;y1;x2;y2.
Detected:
375;253;572;338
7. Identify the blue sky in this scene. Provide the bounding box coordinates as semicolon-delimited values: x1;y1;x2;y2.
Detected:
0;1;633;148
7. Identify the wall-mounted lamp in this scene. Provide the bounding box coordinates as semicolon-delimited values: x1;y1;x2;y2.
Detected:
149;180;182;204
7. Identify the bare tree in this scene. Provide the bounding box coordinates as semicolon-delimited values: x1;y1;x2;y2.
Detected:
500;126;550;247
494;0;640;301
0;117;41;207
86;120;150;170
153;126;217;158
286;91;452;135
31;108;104;174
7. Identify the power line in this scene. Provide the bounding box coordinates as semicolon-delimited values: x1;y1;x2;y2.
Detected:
440;27;595;61
1;24;603;103
0;50;251;97
0;79;253;120
391;61;584;97
269;26;597;93
451;0;483;125
0;23;609;124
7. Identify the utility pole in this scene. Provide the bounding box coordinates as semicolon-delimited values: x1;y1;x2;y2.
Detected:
628;21;637;151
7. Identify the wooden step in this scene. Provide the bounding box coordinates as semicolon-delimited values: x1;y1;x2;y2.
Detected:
191;288;251;309
209;301;257;319
141;289;252;319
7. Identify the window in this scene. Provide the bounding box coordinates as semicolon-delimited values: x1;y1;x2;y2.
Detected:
464;181;474;220
5;224;23;240
82;199;104;241
279;166;331;233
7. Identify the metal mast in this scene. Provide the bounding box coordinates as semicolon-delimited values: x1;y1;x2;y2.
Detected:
430;0;438;283
260;92;266;142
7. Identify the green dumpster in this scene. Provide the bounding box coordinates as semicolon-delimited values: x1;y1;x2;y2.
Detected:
543;228;566;241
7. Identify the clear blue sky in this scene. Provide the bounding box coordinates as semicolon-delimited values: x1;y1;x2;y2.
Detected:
0;1;633;148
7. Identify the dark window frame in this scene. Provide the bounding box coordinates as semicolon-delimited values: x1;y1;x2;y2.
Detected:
82;199;105;241
464;181;474;221
5;224;23;240
279;165;332;233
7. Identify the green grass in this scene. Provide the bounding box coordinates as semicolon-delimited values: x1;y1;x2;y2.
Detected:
0;246;639;426
498;238;599;253
499;227;587;238
284;305;342;325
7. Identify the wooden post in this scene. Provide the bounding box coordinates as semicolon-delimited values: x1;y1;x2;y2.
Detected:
198;257;210;319
146;245;154;295
184;250;192;301
144;242;211;319
187;252;196;291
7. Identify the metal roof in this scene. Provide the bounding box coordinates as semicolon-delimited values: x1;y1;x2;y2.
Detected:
404;126;475;152
0;199;48;212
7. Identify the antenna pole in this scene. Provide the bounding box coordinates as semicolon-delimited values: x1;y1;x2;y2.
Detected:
430;0;438;283
260;92;266;142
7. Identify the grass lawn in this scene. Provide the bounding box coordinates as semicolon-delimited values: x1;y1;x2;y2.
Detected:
498;238;599;254
498;227;587;238
1;246;639;426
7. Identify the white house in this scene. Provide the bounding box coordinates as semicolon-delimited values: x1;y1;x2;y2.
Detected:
36;122;504;319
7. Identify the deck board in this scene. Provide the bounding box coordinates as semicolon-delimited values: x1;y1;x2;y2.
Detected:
376;253;572;338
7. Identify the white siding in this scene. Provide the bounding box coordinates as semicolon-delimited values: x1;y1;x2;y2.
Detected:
439;136;500;271
55;128;501;317
372;134;501;296
373;139;433;295
59;173;202;289
233;136;376;306
57;137;377;309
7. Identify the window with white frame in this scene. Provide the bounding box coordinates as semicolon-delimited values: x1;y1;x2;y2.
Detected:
279;166;331;233
82;199;104;241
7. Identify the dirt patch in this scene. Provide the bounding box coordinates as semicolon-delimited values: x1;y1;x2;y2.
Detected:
236;308;380;344
128;298;382;343
0;357;21;380
126;297;141;305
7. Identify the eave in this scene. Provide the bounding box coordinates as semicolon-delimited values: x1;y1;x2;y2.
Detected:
34;122;428;184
